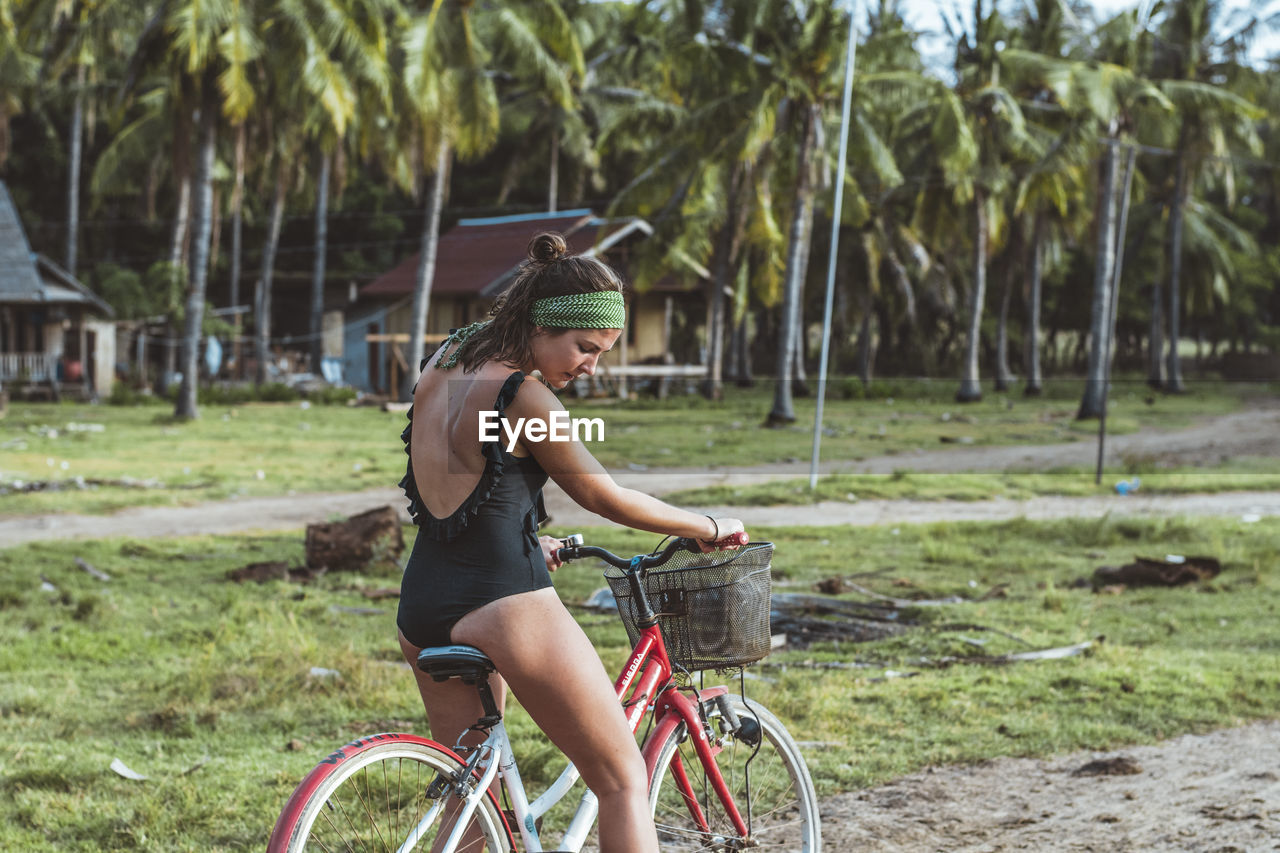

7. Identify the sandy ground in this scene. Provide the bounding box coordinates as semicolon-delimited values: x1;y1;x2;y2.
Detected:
3;403;1278;850
821;721;1280;852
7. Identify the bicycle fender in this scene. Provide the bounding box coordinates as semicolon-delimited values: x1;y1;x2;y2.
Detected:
266;732;514;853
641;686;729;773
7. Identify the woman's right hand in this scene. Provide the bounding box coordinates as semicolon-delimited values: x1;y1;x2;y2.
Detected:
697;517;746;552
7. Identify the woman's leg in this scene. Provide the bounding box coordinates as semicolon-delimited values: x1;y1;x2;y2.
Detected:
451;588;660;853
399;630;507;853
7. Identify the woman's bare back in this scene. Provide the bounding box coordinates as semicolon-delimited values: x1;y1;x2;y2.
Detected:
409;353;527;520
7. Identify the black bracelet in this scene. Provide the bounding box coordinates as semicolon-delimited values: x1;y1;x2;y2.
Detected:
703;515;720;542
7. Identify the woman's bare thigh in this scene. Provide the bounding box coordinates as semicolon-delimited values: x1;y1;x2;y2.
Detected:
398;629;507;751
451;588;647;796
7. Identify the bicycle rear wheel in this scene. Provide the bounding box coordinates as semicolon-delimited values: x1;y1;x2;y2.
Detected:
647;696;821;852
268;733;512;853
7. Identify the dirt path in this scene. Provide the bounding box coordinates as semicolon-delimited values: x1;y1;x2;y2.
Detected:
821;720;1280;852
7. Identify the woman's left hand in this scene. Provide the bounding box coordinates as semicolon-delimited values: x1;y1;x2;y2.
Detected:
539;535;566;572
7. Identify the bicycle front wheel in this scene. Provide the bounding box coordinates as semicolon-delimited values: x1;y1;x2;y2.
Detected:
647;696;821;852
268;733;512;853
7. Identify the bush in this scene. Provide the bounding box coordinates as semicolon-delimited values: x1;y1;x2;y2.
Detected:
306;385;359;406
106;382;160;406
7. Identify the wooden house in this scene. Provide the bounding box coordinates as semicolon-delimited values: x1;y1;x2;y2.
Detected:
0;182;115;400
349;209;706;396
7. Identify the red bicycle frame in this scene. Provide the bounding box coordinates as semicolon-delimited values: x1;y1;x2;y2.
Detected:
613;621;750;839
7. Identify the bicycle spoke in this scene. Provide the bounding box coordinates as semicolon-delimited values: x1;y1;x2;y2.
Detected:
649;698;819;852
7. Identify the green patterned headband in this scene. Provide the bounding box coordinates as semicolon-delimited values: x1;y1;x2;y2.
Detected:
529;291;626;329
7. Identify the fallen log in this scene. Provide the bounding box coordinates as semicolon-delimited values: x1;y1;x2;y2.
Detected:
305;505;404;573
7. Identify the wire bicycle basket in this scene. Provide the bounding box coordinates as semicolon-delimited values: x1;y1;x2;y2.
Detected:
605;542;774;671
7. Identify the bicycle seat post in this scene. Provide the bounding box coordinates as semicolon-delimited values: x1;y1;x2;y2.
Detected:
472;676;502;730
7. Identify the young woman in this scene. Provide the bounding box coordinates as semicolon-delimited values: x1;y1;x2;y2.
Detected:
396;231;746;851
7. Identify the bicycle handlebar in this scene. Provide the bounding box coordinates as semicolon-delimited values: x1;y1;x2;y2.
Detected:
556;532;750;572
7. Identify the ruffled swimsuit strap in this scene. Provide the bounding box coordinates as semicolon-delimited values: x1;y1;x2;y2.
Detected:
399;370;528;539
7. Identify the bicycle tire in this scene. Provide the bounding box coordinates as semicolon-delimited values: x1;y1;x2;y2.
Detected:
268;733;513;853
647;696;821;852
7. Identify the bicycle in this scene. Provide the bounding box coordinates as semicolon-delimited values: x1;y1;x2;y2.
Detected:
267;534;820;852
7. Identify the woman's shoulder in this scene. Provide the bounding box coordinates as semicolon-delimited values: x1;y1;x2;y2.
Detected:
501;371;560;415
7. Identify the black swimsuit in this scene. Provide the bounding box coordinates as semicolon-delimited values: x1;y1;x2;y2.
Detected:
396;370;552;649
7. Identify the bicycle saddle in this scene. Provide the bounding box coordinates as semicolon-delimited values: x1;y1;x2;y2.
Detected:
417;644;496;683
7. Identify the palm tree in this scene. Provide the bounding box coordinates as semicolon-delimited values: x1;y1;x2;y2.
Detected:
901;1;1026;403
1149;0;1264;392
160;0;259;418
0;0;40;171
38;0;137;277
607;4;787;402
393;0;582;399
294;0;395;374
1002;19;1172;417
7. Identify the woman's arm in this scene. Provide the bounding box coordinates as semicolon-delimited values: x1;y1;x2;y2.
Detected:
506;379;741;542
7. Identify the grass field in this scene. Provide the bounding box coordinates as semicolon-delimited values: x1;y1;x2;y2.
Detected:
1;515;1276;850
1;378;1275;516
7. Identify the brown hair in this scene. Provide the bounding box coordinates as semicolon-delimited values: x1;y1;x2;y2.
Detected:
456;231;626;372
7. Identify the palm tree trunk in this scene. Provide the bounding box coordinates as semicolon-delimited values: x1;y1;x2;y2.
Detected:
1078;138;1120;420
1105;145;1137;377
1148;281;1165;387
994;272;1014;392
310;148;331;374
169;176;192;271
1023;214;1045;396
767;104;818;426
1165;148;1188;393
255;167;287;386
164;110;193;396
229;122;246;377
956;190;988;403
856;294;875;389
405;142;451;401
548;128;559;213
703;223;731;401
732;314;753;385
66;62;85;274
175;88;218;420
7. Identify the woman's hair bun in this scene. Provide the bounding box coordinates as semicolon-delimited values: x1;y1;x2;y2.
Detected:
528;231;568;264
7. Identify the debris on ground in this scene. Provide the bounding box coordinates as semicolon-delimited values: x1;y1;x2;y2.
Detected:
109;758;147;781
304;505;403;572
75;557;110;581
1073;756;1143;776
1091;555;1221;591
0;476;210;495
770;592;909;645
227;561;324;583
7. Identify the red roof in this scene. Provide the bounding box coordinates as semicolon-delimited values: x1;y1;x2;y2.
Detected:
362;210;597;299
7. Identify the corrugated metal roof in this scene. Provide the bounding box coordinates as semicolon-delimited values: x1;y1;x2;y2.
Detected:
0;182;114;316
362;210;597;298
0;182;46;302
